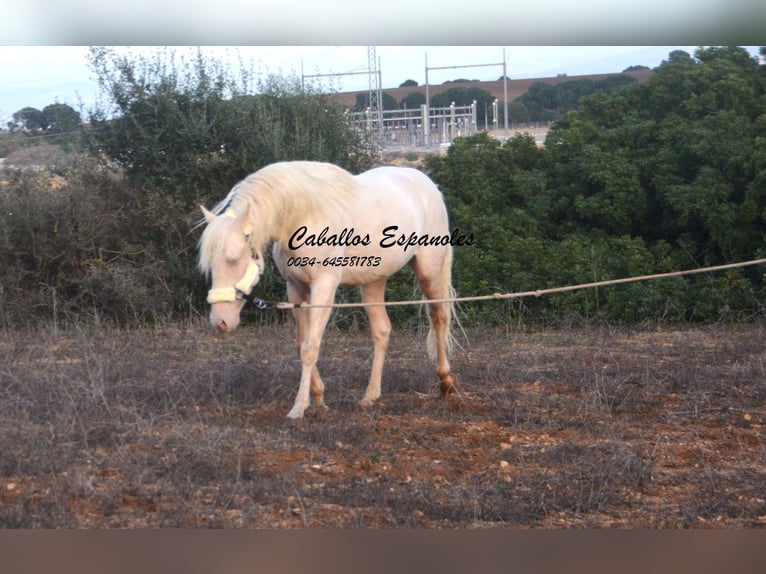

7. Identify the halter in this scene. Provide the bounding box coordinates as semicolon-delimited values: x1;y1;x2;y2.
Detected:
205;206;268;309
206;259;262;305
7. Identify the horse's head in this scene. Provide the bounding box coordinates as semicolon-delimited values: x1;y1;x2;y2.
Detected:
198;204;262;332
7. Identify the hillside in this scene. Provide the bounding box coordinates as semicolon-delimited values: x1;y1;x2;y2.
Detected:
332;69;653;107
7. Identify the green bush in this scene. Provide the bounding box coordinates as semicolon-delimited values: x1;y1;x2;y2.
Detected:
83;47;376;321
423;47;766;325
2;46;764;328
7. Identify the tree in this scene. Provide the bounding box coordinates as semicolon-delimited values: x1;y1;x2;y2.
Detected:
352;91;399;111
508;101;529;124
430;86;494;108
10;107;45;133
8;103;81;134
400;91;426;109
87;47;374;191
84;46;376;315
424;132;546;320
515;75;638;122
42;103;82;134
399;79;418;87
423;47;766;324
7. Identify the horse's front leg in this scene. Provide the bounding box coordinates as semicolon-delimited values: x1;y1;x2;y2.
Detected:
286;280;336;419
359;278;390;407
288;281;326;412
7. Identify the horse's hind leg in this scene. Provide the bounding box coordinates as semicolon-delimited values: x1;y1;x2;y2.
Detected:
410;251;459;395
360;278;390;407
426;298;458;395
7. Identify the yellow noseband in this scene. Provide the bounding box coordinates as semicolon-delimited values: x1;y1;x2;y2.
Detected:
206;260;261;304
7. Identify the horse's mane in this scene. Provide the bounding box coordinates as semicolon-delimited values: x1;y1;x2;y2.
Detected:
199;161;358;274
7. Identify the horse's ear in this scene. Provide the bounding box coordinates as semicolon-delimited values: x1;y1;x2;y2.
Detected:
200;205;216;222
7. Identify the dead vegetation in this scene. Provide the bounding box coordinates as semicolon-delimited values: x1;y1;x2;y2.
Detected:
0;320;764;528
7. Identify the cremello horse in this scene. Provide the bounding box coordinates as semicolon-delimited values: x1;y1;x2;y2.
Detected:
198;161;458;419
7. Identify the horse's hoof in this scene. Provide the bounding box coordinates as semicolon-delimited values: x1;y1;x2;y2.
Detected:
286;406;307;421
439;373;459;395
359;396;379;408
286;416;308;430
307;405;331;422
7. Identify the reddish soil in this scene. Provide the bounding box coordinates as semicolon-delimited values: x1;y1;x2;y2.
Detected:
0;321;763;528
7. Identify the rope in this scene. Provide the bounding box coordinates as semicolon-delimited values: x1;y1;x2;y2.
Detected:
267;257;766;310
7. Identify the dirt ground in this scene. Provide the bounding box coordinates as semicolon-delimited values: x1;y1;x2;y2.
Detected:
0;319;764;528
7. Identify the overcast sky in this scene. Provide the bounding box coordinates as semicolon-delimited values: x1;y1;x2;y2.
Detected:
1;0;763;125
2;45;762;126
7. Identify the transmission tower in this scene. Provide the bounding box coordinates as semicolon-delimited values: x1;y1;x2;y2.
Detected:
367;46;380;119
301;47;383;151
367;46;383;146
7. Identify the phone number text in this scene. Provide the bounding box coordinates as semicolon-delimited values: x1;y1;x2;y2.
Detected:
286;256;382;268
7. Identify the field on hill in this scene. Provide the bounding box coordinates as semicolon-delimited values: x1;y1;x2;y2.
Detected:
332;69;653;108
1;320;764;528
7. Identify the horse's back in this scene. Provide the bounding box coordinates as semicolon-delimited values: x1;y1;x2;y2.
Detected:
355;165;439;196
354;166;447;224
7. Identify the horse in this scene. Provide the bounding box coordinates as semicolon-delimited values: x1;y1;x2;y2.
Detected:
198;161;459;419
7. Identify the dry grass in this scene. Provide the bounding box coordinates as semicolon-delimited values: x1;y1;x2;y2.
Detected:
0;319;764;528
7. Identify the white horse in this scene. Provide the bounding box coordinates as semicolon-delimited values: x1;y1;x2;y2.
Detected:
198;161;459;419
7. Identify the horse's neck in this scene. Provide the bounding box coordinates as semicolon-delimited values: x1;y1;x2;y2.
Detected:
250;191;298;250
249;168;355;247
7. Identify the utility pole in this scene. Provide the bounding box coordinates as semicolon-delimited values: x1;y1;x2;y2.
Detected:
424;48;509;143
503;48;509;136
424;52;430;146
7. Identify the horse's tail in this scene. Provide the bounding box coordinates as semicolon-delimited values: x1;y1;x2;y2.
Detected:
426;245;455;361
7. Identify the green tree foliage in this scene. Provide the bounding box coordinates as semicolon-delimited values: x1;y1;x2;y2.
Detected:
4;46;765;327
3;104;83;161
87;48;373;195
427;47;766;324
10;107;46;133
429;87;496;128
430;86;494;110
425;133;548;313
508;101;529;124
41;103;82;134
400;91;426;109
7;46;376;321
515;74;638;123
9;103;81;134
352;91;399;111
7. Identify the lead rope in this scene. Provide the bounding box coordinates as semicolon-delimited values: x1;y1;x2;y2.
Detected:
239;257;766;311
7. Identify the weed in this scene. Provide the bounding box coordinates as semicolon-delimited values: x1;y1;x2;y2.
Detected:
0;322;763;527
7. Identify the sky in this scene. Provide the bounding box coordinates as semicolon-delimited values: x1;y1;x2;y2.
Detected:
0;0;763;125
1;45;762;127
